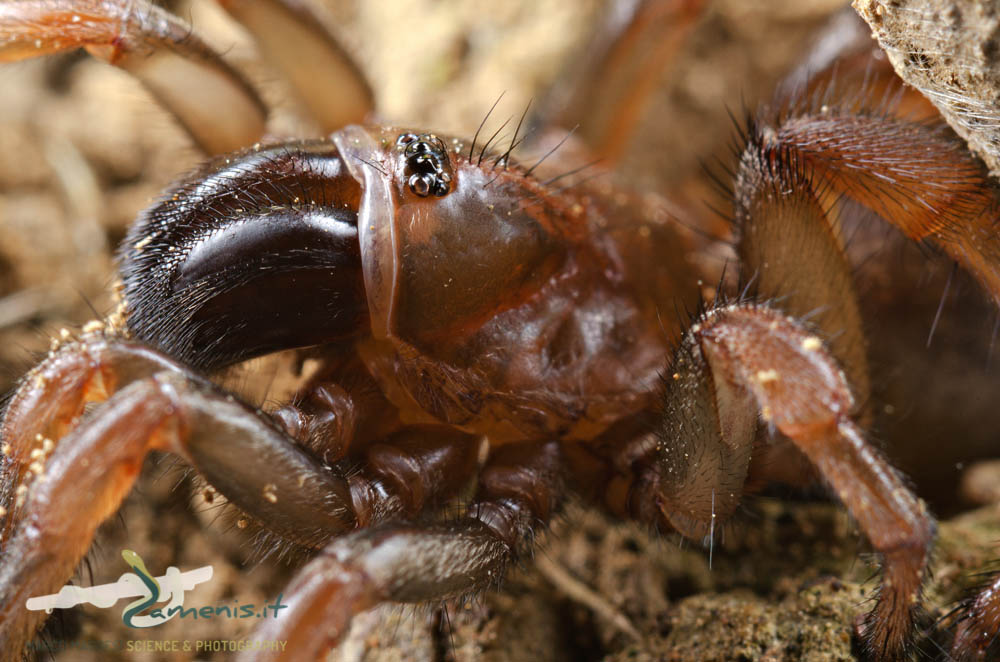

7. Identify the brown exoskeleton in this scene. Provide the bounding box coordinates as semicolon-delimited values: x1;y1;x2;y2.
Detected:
2;1;1000;661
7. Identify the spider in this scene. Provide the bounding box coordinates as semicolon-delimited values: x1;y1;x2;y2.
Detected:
2;1;1000;661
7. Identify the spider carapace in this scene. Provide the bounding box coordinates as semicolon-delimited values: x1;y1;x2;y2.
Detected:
1;1;1000;661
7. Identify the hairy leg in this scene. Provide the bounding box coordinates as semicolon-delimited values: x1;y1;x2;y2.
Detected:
0;0;376;152
949;575;1000;661
532;0;705;163
622;303;933;662
241;440;564;662
732;85;1000;660
0;0;267;154
0;334;176;540
215;0;373;132
738;92;1000;309
0;337;478;658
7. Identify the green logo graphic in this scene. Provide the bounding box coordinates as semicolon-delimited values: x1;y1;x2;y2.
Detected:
121;550;161;628
26;548;288;629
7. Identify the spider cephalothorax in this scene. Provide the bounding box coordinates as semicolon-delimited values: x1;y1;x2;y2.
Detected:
2;2;1000;661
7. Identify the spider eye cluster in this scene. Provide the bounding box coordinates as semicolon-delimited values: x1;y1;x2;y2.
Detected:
396;132;453;197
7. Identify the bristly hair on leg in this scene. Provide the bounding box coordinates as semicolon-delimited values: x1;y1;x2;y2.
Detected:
940;562;1000;662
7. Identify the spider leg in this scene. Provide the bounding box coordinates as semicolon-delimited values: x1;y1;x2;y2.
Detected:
727;111;963;658
0;0;267;154
950;575;1000;661
776;7;938;121
624;303;933;662
739;99;1000;309
240;440;564;661
531;0;705;163
729;88;1000;660
271;352;403;465
0;0;375;150
729;79;1000;412
214;0;374;133
0;337;479;657
0;370;342;656
0;335;178;540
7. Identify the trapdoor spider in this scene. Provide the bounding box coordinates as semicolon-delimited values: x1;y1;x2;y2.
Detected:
2;1;1000;661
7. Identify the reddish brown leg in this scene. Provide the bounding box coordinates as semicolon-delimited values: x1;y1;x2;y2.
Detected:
776;8;937;121
0;334;177;540
735;112;872;409
215;0;374;132
738;98;1000;310
950;576;1000;661
732;77;1000;410
0;338;478;659
623;303;933;662
271;352;402;464
0;0;266;153
665;7;940;255
724;81;1000;660
240;440;564;662
272;383;361;463
533;0;705;163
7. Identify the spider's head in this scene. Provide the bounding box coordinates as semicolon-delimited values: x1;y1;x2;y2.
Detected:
332;125;580;357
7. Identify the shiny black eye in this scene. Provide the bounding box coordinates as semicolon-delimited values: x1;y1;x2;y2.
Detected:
408;173;433;196
396;133;418;148
397;132;453;198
